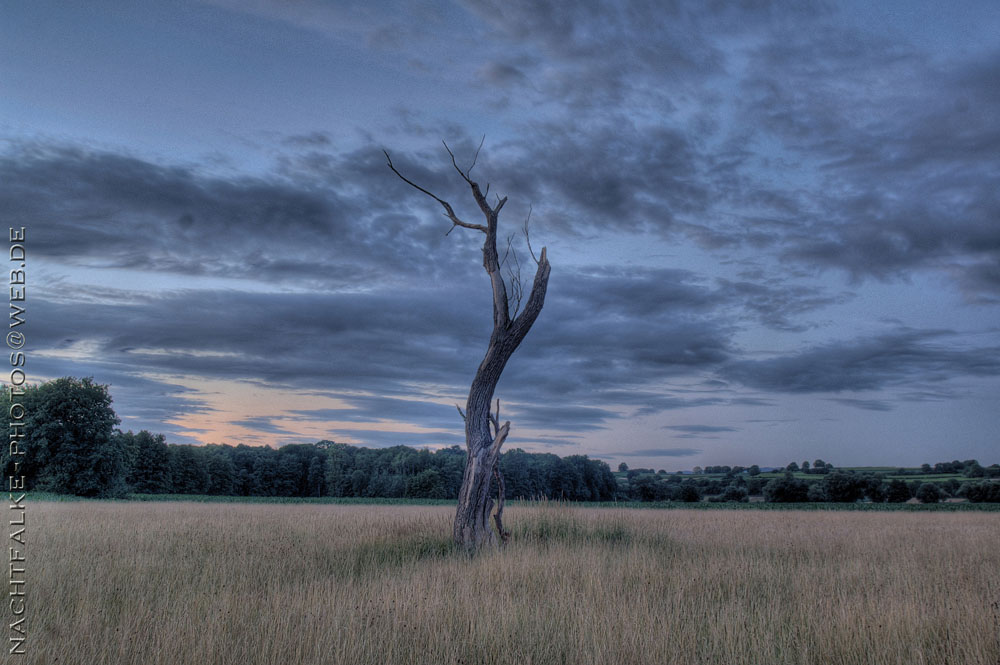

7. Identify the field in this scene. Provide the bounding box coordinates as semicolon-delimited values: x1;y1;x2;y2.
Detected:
26;500;1000;665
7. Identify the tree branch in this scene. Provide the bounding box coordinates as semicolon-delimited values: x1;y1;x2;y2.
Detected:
511;246;550;339
523;205;539;265
468;134;486;176
384;150;487;234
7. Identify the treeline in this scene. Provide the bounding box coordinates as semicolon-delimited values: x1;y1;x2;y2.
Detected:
1;377;616;500
617;467;1000;504
3;377;999;503
121;432;618;501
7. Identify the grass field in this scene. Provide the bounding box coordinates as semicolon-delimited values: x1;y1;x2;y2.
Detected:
26;500;1000;665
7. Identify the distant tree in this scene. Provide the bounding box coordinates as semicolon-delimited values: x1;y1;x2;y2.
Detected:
678;482;702;502
206;449;236;495
408;468;447;498
121;430;172;494
692;466;703;475
801;460;810;472
1;377;125;497
886;479;912;503
307;456;326;496
786;462;799;472
618;462;628;472
806;483;827;502
169;445;210;494
920;463;933;474
964;461;985;478
822;471;864;503
630;474;664;502
959;481;1000;503
721;484;748;502
763;474;808;502
915;483;941;504
863;476;887;503
748;464;761;476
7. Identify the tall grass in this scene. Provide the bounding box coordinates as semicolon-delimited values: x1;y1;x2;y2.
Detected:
26;501;1000;664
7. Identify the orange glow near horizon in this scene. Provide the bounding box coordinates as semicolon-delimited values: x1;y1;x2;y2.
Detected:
146;373;459;449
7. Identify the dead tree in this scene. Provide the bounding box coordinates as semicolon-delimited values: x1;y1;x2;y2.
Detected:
385;142;551;550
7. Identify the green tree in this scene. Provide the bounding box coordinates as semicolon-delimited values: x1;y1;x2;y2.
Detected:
306;456;326;497
2;377;124;497
678;482;702;502
822;471;864;503
121;430;172;493
169;445;210;494
763;474;808;502
886;479;911;503
721;484;748;502
915;483;941;504
206;448;236;495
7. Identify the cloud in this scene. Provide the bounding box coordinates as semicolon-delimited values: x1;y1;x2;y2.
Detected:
620;447;702;458
0;140;482;291
283;132;333;147
735;28;1000;297
721;330;1000;394
828;398;893;412
663;425;739;433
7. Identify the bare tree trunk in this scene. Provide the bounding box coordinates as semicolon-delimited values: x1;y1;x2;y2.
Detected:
386;143;551;550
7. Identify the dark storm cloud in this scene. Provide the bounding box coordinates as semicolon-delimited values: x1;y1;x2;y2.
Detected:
453;1;1000;300
458;0;790;112
714;279;849;332
26;261;743;435
620;448;702;458
0;141;480;289
737;29;1000;297
496;123;713;236
507;403;622;432
722;330;1000;394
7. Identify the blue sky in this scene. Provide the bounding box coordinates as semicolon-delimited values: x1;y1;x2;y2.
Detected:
2;0;998;469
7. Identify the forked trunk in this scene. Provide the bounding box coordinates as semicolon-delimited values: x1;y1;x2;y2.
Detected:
385;145;551;551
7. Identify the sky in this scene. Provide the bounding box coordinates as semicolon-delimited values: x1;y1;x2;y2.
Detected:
1;0;998;470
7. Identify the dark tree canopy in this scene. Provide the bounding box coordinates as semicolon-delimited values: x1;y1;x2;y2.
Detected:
2;377;123;497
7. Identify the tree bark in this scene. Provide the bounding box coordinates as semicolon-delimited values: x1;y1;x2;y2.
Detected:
386;145;551;550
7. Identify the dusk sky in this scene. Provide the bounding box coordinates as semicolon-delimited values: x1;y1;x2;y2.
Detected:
2;0;998;469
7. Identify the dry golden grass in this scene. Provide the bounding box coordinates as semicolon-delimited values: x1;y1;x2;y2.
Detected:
24;501;1000;665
